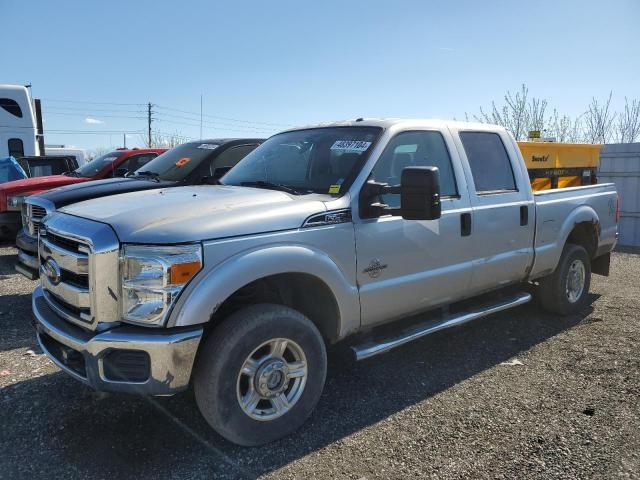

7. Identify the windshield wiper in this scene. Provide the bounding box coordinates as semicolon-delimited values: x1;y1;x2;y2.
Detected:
133;170;161;182
240;181;308;195
64;171;80;177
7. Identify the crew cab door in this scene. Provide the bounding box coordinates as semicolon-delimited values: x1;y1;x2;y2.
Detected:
452;129;535;293
354;129;474;327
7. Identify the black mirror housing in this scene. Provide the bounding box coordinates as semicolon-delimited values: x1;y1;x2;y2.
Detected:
400;167;441;220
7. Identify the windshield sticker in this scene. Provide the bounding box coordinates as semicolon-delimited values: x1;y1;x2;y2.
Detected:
197;144;219;150
175;157;191;167
328;184;341;194
330;140;372;152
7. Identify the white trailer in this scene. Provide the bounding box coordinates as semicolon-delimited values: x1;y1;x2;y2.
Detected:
0;85;40;158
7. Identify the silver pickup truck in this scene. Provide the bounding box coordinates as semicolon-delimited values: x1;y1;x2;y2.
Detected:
31;119;618;446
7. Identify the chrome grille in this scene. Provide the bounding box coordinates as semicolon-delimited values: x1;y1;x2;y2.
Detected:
38;212;120;331
40;229;92;326
46;231;87;253
25;202;49;237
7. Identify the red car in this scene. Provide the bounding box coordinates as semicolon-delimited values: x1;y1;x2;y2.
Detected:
0;148;165;238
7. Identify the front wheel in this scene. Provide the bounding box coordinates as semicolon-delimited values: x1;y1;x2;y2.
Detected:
194;304;327;446
537;244;591;315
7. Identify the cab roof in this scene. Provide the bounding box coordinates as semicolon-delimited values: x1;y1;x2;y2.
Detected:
282;118;507;134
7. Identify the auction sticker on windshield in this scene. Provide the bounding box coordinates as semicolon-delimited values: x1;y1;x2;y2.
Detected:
330;140;372;152
175;157;191;167
197;144;219;150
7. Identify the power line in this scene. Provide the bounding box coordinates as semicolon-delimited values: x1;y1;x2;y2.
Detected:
46;129;144;134
44;105;145;114
154;104;291;127
153;114;276;133
153;117;275;134
42;98;145;107
46;112;145;120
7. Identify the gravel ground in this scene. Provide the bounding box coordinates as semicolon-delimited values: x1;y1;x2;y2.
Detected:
0;243;638;479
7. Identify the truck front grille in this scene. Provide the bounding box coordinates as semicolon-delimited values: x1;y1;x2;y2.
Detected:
25;203;49;237
38;213;120;331
47;231;85;253
40;230;93;326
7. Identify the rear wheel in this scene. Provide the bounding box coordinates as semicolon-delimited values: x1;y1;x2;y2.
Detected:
194;304;327;446
537;244;591;315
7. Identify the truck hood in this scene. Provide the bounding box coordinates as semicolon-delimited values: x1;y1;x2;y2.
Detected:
0;174;87;195
39;177;178;209
60;185;328;243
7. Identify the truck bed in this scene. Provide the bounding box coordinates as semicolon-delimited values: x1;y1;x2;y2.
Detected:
530;183;618;279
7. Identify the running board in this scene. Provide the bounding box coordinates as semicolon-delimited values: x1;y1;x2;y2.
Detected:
352;292;532;361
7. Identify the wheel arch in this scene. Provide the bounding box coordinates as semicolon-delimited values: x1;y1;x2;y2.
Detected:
560;205;600;258
167;244;360;341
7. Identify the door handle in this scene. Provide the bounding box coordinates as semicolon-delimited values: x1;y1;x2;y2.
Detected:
520;205;528;226
460;212;471;236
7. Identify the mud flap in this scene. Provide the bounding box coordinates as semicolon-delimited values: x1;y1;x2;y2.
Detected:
592;252;611;276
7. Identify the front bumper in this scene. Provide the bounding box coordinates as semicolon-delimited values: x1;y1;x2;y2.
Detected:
0;211;21;239
15;229;38;279
32;286;203;395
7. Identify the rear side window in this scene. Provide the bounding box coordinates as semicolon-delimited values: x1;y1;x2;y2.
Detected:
27;158;70;177
8;138;24;158
0;98;23;118
123;153;157;172
459;132;516;193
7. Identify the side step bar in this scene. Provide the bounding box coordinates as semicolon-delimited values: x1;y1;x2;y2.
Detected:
352;292;532;361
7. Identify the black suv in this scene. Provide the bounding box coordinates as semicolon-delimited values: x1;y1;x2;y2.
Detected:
16;138;263;278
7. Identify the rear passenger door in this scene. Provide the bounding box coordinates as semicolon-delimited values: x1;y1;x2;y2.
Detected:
454;130;534;293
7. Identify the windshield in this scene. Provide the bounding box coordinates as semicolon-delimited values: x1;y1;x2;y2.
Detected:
73;151;121;178
133;142;220;181
222;127;381;195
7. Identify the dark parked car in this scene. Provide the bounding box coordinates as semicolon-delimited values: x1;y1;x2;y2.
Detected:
16;138;263;278
17;155;79;178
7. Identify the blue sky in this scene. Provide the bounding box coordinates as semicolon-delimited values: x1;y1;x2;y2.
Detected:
2;0;639;150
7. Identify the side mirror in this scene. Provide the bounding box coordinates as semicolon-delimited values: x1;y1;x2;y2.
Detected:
114;167;128;177
400;167;441;220
360;166;441;220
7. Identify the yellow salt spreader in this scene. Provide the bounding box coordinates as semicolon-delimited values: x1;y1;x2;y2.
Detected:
518;133;601;191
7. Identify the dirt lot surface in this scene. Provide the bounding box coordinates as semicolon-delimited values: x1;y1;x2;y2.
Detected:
0;244;638;479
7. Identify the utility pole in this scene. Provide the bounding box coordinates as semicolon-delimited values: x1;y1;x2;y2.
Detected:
123;133;126;148
200;94;203;139
147;102;153;147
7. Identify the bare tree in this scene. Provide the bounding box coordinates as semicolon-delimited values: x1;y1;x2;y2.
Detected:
473;84;531;140
526;97;548;134
138;131;191;148
87;146;111;160
547;110;584;142
584;92;616;143
616;97;640;143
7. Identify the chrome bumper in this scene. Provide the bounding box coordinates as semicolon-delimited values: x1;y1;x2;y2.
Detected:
15;229;39;279
32;286;203;395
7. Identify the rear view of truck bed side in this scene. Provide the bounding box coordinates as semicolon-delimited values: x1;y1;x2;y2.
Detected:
529;183;618;280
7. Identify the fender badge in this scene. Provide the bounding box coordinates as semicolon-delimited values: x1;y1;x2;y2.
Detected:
363;259;388;278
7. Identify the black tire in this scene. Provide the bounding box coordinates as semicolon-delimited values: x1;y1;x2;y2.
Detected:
194;304;327;446
537;244;591;315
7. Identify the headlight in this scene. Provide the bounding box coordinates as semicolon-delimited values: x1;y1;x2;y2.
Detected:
7;195;24;211
120;244;202;326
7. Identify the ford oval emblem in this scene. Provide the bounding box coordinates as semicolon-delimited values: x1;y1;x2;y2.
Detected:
42;258;62;286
